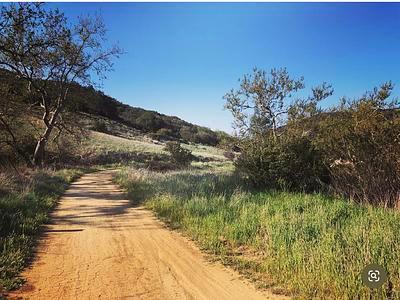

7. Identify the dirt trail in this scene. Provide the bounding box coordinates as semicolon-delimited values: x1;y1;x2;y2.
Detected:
10;170;287;300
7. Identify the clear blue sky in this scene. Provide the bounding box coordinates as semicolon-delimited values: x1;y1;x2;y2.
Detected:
52;3;400;133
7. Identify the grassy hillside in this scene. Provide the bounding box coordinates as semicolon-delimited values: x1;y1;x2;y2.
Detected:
80;131;232;171
0;68;235;168
0;68;228;161
66;83;222;146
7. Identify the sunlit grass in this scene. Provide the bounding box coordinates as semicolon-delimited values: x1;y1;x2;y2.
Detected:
182;143;227;161
86;131;227;161
85;131;165;154
116;167;400;299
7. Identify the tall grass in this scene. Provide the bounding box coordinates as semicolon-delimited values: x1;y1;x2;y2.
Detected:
116;168;400;299
86;131;228;162
0;168;87;292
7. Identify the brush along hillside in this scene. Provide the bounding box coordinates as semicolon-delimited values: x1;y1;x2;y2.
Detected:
0;67;232;168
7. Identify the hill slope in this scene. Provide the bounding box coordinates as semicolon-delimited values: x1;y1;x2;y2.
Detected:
0;69;226;146
66;83;222;145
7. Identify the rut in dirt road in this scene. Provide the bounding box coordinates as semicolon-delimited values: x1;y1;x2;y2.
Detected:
9;170;288;300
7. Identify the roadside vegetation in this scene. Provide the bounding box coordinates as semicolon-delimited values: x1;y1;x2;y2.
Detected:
224;68;399;207
115;167;400;299
0;168;88;291
116;68;400;299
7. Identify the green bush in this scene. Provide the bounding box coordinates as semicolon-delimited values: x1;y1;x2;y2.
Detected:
314;85;400;206
164;141;194;168
236;133;328;191
91;120;108;133
233;82;400;206
136;111;164;132
151;128;175;141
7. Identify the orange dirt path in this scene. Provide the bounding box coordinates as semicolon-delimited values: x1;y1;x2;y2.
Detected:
9;170;287;300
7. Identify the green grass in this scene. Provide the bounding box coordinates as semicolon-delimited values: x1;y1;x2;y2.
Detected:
182;143;227;161
115;167;400;299
85;131;165;154
83;131;232;172
0;168;88;292
86;131;227;161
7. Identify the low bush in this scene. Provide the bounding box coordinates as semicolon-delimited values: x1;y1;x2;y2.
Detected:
236;133;328;192
91;120;108;133
164;141;194;168
151;128;176;141
223;150;235;161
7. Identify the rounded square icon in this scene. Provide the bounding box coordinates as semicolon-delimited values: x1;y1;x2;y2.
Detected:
361;263;388;289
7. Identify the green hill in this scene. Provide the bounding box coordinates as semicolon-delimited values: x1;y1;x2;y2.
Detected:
66;83;221;146
0;68;226;147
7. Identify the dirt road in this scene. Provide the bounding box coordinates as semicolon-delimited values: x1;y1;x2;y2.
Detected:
10;170;287;300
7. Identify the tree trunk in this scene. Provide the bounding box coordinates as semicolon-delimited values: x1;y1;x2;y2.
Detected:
33;125;53;167
33;101;63;167
272;118;277;142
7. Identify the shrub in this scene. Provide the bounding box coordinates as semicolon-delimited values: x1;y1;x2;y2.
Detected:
179;126;195;142
236;133;328;191
235;83;400;205
223;150;235;161
314;84;400;206
163;141;194;168
151;128;175;141
194;129;219;146
136;111;163;132
91;120;108;133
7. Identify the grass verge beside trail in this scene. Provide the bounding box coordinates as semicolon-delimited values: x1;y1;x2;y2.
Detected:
115;167;400;299
0;168;90;292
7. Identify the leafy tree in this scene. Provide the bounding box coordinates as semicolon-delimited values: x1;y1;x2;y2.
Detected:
0;3;121;166
226;67;333;191
0;73;34;166
224;67;305;138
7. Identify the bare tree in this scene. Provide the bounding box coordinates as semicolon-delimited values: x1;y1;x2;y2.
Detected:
0;3;121;166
